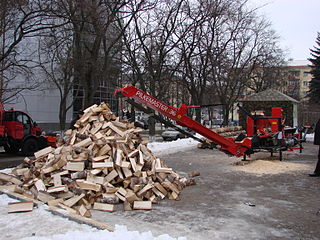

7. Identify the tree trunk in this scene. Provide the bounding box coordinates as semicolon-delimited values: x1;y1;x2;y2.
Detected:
223;105;230;126
59;99;67;130
148;116;155;136
130;104;135;123
195;108;201;123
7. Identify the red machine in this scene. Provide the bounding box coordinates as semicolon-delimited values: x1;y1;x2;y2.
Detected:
115;86;309;160
0;103;56;156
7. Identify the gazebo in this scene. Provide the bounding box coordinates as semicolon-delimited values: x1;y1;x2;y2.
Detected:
238;89;299;128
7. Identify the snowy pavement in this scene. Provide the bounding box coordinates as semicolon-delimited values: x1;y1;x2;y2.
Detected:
0;138;197;240
0;134;315;240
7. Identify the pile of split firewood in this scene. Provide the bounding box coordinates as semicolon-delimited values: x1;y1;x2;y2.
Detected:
197;126;245;149
0;102;197;217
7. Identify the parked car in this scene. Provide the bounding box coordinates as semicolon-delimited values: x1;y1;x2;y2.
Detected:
135;117;149;130
161;127;195;141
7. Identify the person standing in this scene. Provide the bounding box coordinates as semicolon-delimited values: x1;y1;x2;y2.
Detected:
309;118;320;177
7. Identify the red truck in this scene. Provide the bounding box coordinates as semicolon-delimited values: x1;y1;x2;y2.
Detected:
0;103;56;156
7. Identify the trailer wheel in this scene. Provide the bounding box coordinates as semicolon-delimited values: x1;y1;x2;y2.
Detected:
22;138;38;156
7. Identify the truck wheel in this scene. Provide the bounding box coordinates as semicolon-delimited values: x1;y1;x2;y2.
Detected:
4;144;19;154
22;138;38;156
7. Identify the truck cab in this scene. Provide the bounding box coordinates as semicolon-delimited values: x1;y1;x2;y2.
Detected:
0;105;51;156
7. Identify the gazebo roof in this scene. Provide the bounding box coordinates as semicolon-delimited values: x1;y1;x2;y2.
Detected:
240;89;299;103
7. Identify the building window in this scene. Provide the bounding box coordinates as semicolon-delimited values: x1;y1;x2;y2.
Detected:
289;70;300;77
303;72;310;77
289;80;299;86
303;81;309;86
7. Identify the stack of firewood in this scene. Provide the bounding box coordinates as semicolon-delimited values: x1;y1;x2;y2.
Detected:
0;102;196;217
213;126;245;137
197;126;245;149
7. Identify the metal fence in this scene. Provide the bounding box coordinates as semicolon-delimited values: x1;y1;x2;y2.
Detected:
298;104;320;128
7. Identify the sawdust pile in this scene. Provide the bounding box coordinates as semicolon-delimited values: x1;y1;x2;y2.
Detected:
232;160;313;175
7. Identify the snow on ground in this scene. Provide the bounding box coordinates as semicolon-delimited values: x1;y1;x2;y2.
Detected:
306;133;314;142
0;193;187;240
148;137;198;155
0;134;316;240
0;138;193;240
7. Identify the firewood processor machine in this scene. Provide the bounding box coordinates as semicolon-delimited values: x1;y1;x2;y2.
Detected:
115;86;311;160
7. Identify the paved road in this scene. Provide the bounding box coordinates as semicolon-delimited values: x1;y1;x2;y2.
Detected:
92;142;320;240
0;152;25;169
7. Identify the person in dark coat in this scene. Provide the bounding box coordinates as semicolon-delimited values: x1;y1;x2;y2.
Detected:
309;118;320;177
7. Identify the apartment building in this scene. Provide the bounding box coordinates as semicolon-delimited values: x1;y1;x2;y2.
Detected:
282;60;312;101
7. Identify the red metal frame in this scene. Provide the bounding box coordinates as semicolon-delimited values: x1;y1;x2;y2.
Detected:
115;86;251;157
246;107;283;138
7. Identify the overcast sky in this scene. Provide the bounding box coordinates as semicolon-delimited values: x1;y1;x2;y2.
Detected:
249;0;320;60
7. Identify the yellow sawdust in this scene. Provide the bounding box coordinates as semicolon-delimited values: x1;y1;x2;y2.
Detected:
232;160;313;175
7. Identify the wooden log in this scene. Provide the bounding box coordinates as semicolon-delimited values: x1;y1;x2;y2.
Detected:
92;155;109;162
47;185;68;193
53;175;62;187
188;171;200;177
129;158;137;172
63;193;85;207
161;181;180;194
122;167;133;178
66;162;85;172
78;204;92;218
57;203;78;214
123;201;132;211
0;172;22;185
152;188;165;199
47;198;64;207
104;170;118;183
138;151;144;165
71;171;87;179
133;201;152;210
115;149;123;166
87;174;104;185
128;149;139;158
155;167;172;174
8;201;34;213
90;169;102;175
35;179;46;192
125;191;140;203
37;191;55;203
12;168;29;176
92;162;114;169
154;182;168;196
93;202;115;212
121;161;131;168
97;144;111;156
90;122;103;135
73;137;92;148
109;123;125;137
76;180;101;192
34;146;53;158
137;183;153;197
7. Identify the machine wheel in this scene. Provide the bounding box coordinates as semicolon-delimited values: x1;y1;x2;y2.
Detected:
22;138;38;156
4;144;20;154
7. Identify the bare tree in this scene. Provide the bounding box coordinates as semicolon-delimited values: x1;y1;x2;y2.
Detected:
122;0;191;134
176;0;285;125
53;0;148;110
38;27;75;130
0;0;66;102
